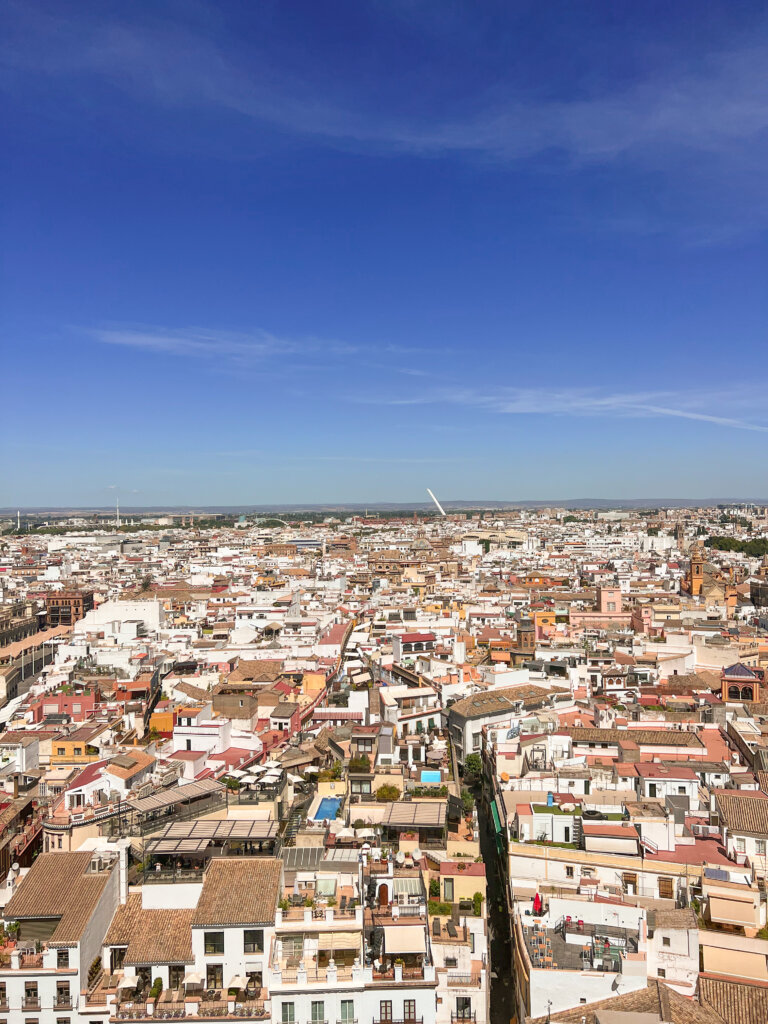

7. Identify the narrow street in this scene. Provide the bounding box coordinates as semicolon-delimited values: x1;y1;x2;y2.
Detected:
475;786;517;1024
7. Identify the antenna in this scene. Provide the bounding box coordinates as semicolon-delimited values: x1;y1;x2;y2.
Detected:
426;488;447;517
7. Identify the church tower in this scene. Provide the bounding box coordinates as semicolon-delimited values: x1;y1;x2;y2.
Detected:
689;543;705;597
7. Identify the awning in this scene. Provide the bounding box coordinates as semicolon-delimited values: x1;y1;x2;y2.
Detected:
490;800;503;834
393;877;422;896
383;925;427;955
318;930;361;952
709;896;756;925
227;975;247;989
183;972;203;986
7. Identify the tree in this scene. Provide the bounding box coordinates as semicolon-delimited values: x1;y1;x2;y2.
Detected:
463;753;482;780
375;784;400;803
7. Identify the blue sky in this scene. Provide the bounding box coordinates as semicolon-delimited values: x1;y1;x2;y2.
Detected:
2;0;767;506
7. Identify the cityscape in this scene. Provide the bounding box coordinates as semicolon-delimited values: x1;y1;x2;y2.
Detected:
0;503;766;1024
3;3;768;1024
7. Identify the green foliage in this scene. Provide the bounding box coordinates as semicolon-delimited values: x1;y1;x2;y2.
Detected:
279;898;289;912
428;900;453;915
463;753;482;779
472;891;483;916
429;878;440;898
375;784;400;803
348;754;371;773
150;977;163;1000
563;515;579;523
706;536;768;556
461;789;474;815
352;818;366;830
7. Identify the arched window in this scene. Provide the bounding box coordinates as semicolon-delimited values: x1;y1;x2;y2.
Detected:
741;686;754;701
728;685;741;699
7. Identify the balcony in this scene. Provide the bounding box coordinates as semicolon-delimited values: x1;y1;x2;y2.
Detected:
451;1014;476;1024
374;1019;423;1024
23;996;41;1010
446;973;482;988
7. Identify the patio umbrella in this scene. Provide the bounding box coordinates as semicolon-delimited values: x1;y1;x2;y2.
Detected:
117;976;139;990
227;975;247;990
532;892;542;915
183;972;203;987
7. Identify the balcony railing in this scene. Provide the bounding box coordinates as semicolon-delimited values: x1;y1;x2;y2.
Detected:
374;1019;423;1024
451;1013;476;1023
23;996;41;1009
446;973;482;987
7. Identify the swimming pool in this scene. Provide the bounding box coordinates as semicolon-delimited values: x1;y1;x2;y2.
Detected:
420;770;442;784
314;796;342;820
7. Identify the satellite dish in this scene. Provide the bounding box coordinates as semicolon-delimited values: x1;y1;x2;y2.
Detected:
412;848;422;861
395;851;405;866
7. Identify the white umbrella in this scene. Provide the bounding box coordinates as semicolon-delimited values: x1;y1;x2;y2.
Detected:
117;975;139;990
264;760;280;769
287;773;302;785
183;972;203;987
227;975;247;990
337;827;355;839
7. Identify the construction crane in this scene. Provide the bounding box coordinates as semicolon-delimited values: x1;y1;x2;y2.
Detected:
426;488;447;517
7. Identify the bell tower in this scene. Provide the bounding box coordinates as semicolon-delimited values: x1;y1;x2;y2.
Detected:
689;543;705;596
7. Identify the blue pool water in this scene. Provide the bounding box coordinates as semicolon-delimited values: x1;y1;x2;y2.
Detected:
314;796;342;820
420;770;442;784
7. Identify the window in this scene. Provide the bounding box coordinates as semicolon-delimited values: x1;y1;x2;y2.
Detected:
204;931;225;955
57;949;70;968
564;827;571;843
756;840;766;857
456;997;472;1019
57;747;65;756
281;1003;295;1024
736;837;746;853
403;1000;416;1023
351;779;371;795
658;877;674;900
445;956;458;969
565;866;574;878
340;1000;355;1023
73;747;82;756
444;878;454;902
658;968;666;978
662;937;670;948
206;964;223;989
169;966;184;989
244;929;263;953
311;1001;325;1023
379;1001;393;1022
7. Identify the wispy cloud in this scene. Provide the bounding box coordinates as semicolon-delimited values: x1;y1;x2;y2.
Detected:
6;9;768;167
361;386;768;433
90;325;358;363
